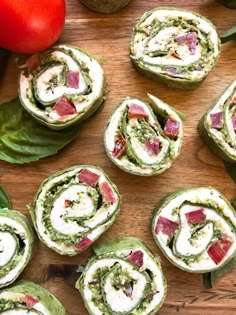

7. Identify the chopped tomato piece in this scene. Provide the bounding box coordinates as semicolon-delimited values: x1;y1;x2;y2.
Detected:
155;216;179;237
175;32;198;55
185;208;206;224
232;116;236;131
26;54;40;72
78;169;100;186
128;250;144;267
112;134;126;158
75;236;92;251
210;112;223;130
207;237;232;264
53;96;76;116
24;295;39;309
128;103;148;118
145;138;160;155
64;199;72;208
66;71;80;89
164;118;180;139
99;182;116;204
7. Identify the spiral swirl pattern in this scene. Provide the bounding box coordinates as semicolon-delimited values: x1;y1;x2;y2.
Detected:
130;7;220;89
152;187;236;272
19;45;105;129
0;209;34;288
198;80;236;163
29;165;121;256
104;93;183;176
76;237;166;315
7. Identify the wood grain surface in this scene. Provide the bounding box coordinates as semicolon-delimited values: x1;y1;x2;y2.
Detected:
0;0;236;314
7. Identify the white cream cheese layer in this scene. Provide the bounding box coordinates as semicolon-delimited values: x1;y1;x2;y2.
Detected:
0;217;30;286
154;188;236;272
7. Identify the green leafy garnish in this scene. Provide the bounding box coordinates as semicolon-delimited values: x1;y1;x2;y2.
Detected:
0;98;83;164
219;0;236;9
221;26;236;43
223;161;236;183
0;186;11;209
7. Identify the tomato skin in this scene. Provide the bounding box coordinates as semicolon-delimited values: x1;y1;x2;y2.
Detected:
0;0;65;53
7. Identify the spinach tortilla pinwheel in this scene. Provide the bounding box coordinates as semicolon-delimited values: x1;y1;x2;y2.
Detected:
198;80;236;163
152;187;236;273
80;0;132;13
104;93;184;176
130;7;221;89
76;237;167;315
19;44;105;129
29;165;121;256
0;209;34;288
0;280;67;314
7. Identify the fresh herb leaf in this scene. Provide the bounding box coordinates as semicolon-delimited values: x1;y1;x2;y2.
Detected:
223;161;236;183
219;0;236;9
203;255;236;288
221;26;236;43
0;98;83;164
0;186;11;209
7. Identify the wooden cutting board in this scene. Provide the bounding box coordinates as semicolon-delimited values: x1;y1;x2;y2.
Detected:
0;0;236;314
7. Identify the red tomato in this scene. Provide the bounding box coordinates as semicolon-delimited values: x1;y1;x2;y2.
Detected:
0;0;65;53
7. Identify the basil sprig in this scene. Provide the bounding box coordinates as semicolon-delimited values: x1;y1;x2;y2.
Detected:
0;186;11;209
221;25;236;43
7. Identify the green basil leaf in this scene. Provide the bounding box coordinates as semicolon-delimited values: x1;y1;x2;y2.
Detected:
0;98;83;164
0;186;11;209
203;255;236;288
221;26;236;43
219;0;236;8
223;161;236;183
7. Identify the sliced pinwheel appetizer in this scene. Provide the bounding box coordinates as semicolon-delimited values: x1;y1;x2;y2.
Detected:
19;44;105;129
198;80;236;162
76;237;167;315
80;0;132;13
152;187;236;273
0;209;34;288
29;165;121;256
0;280;67;314
130;7;221;89
104;93;184;176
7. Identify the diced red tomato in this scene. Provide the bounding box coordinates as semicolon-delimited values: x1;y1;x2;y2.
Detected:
185;208;206;224
164;118;180;139
64;199;72;208
128;250;144;267
145;138;160;155
207;237;232;264
53;96;76;116
24;295;39;309
155;216;179;237
232;116;236;131
78;169;100;186
210;112;223;130
99;182;116;204
112;134;126;158
75;236;92;251
128;103;148;118
66;71;79;89
26;54;40;72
